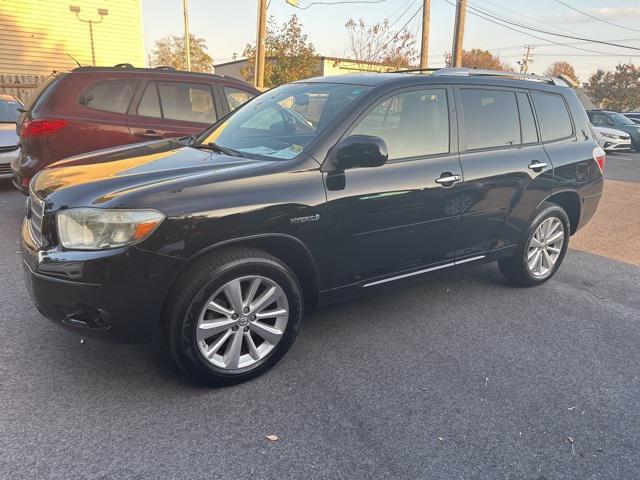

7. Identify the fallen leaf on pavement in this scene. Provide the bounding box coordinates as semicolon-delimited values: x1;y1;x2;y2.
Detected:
266;434;279;442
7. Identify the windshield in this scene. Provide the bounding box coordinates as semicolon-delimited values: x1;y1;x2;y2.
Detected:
609;112;636;126
197;82;371;160
0;98;21;123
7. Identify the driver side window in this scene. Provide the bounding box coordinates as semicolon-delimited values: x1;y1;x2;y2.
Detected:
351;89;450;160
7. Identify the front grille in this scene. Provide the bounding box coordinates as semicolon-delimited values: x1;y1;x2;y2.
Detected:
28;189;45;246
0;145;18;153
0;164;11;176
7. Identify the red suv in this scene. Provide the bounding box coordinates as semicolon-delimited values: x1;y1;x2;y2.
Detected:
12;65;259;192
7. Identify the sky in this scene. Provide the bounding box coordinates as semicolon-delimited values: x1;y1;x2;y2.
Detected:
140;0;640;82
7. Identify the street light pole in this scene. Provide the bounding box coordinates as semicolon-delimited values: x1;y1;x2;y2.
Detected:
419;0;430;70
183;0;191;71
69;6;108;67
255;0;268;89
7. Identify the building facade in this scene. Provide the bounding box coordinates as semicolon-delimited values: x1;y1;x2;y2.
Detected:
214;56;399;85
0;0;145;75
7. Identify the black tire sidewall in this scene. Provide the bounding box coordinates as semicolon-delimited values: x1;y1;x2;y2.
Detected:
174;259;303;385
516;204;570;285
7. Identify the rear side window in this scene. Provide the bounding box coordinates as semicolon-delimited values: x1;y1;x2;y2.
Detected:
79;79;137;114
158;82;216;123
224;87;255;111
137;82;161;118
517;92;538;144
23;74;63;114
460;89;520;150
351;88;450;160
532;92;573;142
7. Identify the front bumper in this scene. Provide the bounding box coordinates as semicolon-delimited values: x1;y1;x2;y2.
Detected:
21;219;186;343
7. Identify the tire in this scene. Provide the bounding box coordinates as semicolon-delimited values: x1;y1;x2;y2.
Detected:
498;203;570;287
161;247;303;386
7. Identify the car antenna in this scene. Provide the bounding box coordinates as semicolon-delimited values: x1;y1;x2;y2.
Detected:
66;53;82;68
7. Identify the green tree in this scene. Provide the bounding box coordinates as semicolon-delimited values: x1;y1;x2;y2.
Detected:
344;18;417;70
586;63;640;111
545;61;579;84
152;34;214;73
445;49;513;71
241;15;318;88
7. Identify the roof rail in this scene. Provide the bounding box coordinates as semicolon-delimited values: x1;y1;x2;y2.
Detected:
431;67;569;87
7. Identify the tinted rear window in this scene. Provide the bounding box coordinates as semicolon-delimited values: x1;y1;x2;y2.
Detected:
23;74;64;114
517;92;538;144
461;89;520;150
532;92;573;142
79;79;138;114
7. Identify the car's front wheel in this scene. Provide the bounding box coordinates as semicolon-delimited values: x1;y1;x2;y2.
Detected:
162;248;303;386
498;203;570;287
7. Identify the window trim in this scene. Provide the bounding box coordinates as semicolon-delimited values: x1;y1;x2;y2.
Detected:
455;86;526;153
155;80;218;124
338;85;456;165
530;90;576;144
77;78;140;115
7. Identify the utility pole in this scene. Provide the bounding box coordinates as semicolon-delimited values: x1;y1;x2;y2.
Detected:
183;0;191;71
419;0;431;70
255;0;268;88
518;45;534;74
451;0;467;67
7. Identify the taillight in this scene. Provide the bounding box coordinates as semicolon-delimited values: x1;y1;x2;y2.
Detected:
593;146;606;174
21;119;68;138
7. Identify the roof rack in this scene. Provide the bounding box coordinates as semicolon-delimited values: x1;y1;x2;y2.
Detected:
430;67;569;87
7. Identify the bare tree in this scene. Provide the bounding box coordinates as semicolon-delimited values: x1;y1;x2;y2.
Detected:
344;18;417;70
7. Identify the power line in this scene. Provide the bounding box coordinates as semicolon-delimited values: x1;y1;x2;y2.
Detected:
294;0;388;9
552;0;640;34
450;0;640;53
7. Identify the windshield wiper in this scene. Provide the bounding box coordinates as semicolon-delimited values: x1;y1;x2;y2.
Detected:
192;142;244;158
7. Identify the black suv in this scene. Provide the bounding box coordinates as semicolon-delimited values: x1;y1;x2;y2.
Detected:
21;68;604;386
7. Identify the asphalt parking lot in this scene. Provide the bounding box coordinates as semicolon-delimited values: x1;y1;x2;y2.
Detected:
1;153;639;479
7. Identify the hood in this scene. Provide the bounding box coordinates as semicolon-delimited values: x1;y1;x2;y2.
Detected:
592;125;630;137
32;139;273;208
0;123;18;147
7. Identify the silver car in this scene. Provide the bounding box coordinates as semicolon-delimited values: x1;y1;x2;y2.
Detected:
0;94;22;179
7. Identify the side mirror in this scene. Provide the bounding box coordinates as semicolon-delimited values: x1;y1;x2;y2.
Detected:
335;135;388;170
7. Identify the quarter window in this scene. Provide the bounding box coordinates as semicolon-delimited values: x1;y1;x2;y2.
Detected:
137;82;161;118
79;79;137;114
532;92;573;141
517;92;538;144
351;89;450;160
158;82;216;123
224;87;255;111
460;89;520;150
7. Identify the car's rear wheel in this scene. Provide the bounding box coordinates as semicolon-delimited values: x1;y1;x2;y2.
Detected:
498;203;570;286
162;248;303;386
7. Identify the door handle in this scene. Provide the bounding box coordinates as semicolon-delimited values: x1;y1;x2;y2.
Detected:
435;174;462;186
528;161;548;171
135;129;163;138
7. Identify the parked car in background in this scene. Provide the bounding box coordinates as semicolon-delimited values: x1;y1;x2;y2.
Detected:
592;125;631;152
12;65;259;192
587;110;640;150
21;68;604;386
0;94;22;180
623;112;640;124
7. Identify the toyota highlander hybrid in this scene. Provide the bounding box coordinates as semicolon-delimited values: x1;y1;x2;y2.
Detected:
21;68;604;386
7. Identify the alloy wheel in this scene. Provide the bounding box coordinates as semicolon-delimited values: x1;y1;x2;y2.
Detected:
526;217;565;278
196;275;289;370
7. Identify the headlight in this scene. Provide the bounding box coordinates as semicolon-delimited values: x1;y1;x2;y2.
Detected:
57;208;165;250
600;132;617;139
